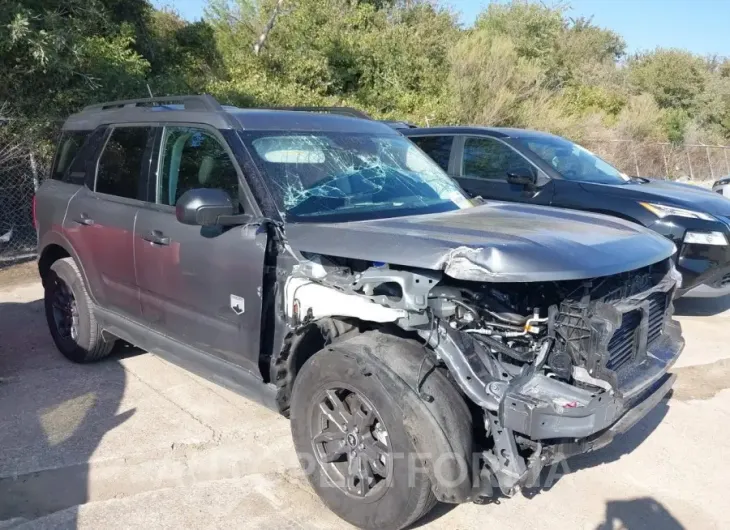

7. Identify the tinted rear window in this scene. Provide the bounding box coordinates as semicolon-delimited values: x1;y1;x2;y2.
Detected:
95;127;153;200
410;136;453;172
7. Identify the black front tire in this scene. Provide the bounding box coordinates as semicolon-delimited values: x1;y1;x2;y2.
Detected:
290;341;438;530
44;257;115;363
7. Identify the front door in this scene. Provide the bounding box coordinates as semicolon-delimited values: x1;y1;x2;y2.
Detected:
455;136;554;205
64;126;155;319
133;125;266;373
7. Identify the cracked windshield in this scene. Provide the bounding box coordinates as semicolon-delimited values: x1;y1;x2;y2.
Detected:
245;132;472;222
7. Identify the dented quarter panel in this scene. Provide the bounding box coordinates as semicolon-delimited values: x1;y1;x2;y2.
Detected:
284;201;676;282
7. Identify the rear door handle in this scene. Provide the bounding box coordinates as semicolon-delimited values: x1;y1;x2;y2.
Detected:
73;213;94;226
142;230;170;246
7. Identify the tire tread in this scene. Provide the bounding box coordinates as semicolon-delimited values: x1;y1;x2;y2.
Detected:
47;257;115;363
290;338;447;530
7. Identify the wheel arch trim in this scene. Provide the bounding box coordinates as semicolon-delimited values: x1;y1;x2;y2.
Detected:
38;231;96;304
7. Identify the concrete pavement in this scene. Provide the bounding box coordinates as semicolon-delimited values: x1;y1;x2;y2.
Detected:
1;281;729;529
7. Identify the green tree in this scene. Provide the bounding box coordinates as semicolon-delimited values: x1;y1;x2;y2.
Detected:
1;0;728;155
628;49;707;110
1;1;151;121
475;2;625;89
448;31;545;126
205;0;458;122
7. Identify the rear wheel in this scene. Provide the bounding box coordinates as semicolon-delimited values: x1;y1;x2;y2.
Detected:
44;257;115;363
290;343;437;530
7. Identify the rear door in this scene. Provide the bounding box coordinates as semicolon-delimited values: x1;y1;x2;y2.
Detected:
409;135;456;175
133;124;266;373
454;135;554;205
35;130;94;253
63;126;154;319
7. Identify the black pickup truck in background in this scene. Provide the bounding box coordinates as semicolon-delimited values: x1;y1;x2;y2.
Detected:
398;125;730;296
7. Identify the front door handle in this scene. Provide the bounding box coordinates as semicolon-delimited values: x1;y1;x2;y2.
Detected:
73;213;94;226
142;230;170;246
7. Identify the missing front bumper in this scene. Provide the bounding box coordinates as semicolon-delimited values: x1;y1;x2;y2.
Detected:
478;371;677;497
544;371;676;463
500;320;683;441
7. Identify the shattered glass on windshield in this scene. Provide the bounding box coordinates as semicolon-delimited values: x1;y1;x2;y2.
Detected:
247;133;471;221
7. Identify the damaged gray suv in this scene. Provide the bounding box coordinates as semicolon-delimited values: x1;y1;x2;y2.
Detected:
36;96;684;529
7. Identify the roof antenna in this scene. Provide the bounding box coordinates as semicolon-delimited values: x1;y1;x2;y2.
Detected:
146;84;154;98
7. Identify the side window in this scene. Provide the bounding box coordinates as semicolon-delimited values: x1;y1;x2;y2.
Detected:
96;127;153;199
157;126;239;206
462;137;535;181
51;131;91;183
410;136;453;172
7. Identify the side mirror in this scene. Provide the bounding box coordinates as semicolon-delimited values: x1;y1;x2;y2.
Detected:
176;188;238;226
506;169;538;187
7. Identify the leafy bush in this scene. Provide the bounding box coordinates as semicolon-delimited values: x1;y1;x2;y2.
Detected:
1;0;728;150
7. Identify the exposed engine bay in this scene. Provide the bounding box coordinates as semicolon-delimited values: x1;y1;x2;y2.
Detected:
284;252;684;496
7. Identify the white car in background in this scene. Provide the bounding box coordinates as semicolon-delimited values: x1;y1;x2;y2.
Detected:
712;176;730;197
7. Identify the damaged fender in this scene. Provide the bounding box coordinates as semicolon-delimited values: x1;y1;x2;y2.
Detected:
331;331;475;503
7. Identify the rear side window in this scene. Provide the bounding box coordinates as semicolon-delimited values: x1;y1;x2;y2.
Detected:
51;131;91;183
95;127;153;199
410;136;453;172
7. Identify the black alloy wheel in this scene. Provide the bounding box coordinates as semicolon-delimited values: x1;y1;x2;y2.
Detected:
44;257;116;363
311;385;392;499
49;275;79;344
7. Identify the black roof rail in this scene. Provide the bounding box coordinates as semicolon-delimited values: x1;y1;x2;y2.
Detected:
81;94;223;113
260;106;373;120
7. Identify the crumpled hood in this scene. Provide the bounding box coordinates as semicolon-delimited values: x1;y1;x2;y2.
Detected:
580;179;730;216
284;202;676;282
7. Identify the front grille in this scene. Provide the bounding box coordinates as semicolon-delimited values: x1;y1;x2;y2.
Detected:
606;292;668;372
554;267;672;376
606;310;641;371
647;292;668;344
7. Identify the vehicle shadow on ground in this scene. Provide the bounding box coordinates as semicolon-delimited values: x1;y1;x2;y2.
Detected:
595;497;684;529
0;298;136;526
674;292;730;316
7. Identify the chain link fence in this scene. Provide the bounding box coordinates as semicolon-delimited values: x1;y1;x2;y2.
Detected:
0;122;56;268
582;140;730;181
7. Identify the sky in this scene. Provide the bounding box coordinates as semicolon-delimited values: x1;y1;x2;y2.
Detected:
157;0;729;56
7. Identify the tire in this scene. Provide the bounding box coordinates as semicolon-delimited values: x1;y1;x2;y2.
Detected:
44;257;115;363
290;339;439;530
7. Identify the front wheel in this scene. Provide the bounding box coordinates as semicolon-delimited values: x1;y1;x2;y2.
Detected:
290;343;437;530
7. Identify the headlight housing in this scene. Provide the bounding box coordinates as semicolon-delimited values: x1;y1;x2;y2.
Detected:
639;202;715;221
684;231;728;245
